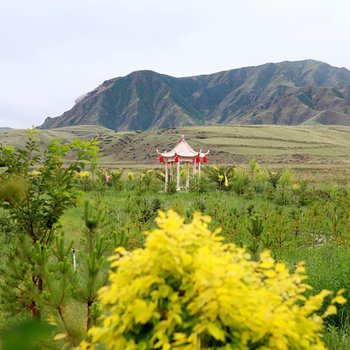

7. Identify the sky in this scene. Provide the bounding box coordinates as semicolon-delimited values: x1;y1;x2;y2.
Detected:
1;0;349;129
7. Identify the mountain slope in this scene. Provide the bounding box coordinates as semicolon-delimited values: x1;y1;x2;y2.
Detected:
40;60;350;130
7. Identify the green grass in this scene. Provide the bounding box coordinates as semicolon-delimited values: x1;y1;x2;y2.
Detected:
2;126;350;348
2;125;350;165
2;125;350;187
2;182;350;348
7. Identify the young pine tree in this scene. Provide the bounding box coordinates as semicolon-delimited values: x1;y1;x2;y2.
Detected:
0;130;100;322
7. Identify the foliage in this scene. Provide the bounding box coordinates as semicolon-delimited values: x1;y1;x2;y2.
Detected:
203;165;234;190
189;176;209;193
232;166;250;195
137;169;157;192
105;169;123;190
83;210;345;350
1;319;54;350
287;242;350;328
324;324;350;350
0;130;100;322
0;132;100;246
246;215;265;261
2;141;350;347
69;201;111;332
267;170;282;188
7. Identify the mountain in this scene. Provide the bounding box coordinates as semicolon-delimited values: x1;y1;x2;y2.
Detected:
40;60;350;130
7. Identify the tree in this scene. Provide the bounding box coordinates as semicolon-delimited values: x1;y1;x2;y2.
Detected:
0;130;100;321
83;210;346;350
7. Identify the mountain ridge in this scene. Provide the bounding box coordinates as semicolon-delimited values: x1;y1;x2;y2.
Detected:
40;60;350;130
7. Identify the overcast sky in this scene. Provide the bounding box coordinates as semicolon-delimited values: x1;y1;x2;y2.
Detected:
1;0;349;129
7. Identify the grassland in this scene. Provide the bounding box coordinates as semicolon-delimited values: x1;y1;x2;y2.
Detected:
1;124;350;184
2;125;350;349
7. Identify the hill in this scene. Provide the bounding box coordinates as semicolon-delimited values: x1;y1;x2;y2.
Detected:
39;60;350;130
2;125;350;184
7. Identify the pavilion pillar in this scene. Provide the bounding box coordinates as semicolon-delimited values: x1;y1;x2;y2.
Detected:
176;160;180;191
198;149;202;178
193;159;196;177
186;162;190;191
165;160;168;192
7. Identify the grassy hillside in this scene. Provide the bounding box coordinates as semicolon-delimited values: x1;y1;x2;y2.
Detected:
1;125;350;184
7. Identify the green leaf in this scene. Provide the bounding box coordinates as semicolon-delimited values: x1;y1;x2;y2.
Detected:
54;333;67;340
207;322;225;341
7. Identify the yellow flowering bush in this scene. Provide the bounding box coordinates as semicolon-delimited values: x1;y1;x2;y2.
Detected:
107;169;123;189
111;170;123;178
138;170;156;191
83;210;345;350
30;170;41;177
267;171;282;188
75;170;90;179
292;183;301;191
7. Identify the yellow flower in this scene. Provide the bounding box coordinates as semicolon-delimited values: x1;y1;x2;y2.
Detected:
224;174;228;187
111;170;122;176
82;210;341;350
292;183;301;191
30;170;41;177
75;170;89;179
127;172;134;181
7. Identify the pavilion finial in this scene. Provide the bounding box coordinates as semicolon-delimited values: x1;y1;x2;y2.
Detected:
181;134;184;139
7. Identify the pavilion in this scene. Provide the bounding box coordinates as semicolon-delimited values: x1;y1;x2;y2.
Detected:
157;135;209;192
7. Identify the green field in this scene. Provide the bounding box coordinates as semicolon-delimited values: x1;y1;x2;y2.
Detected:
2;124;350;185
1;126;350;349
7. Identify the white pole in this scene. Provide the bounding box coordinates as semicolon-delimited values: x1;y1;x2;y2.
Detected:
193;158;196;177
165;160;168;192
198;149;202;179
176;159;180;191
186;162;190;191
72;248;76;271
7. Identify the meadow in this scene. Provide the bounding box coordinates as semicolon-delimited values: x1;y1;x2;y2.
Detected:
1;126;350;349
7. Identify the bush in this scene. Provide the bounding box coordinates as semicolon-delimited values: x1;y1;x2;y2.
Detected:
288;243;350;327
83;211;345;350
203;165;234;190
